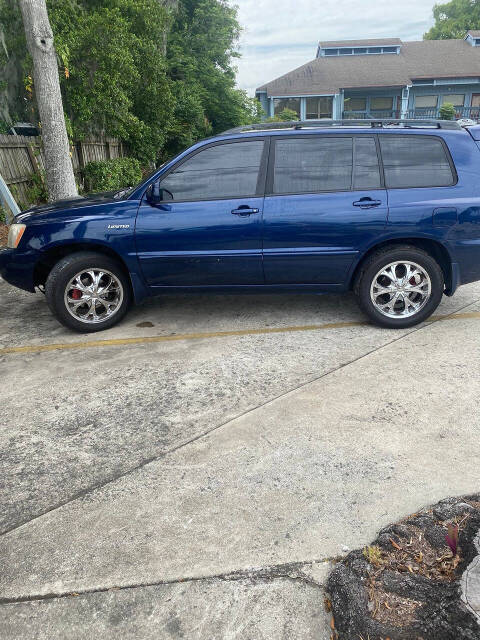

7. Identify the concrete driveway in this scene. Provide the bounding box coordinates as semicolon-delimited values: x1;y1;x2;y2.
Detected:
1;278;480;638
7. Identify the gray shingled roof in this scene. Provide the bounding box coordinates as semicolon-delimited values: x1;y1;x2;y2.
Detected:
467;30;480;37
256;38;480;96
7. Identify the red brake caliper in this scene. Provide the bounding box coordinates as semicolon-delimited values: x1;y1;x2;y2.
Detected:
71;289;82;300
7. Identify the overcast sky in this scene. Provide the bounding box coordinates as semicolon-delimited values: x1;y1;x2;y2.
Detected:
235;0;437;95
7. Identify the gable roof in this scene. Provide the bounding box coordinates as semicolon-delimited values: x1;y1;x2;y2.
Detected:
256;37;480;96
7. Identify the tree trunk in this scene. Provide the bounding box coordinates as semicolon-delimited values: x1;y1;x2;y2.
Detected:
159;0;178;56
18;0;78;202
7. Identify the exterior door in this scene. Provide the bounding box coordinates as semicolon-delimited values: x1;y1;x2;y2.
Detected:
471;94;480;119
135;139;267;287
262;135;388;285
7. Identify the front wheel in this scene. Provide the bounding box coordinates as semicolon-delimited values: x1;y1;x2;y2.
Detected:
355;246;444;329
45;252;131;332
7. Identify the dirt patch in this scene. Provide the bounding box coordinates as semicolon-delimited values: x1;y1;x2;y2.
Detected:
0;224;8;247
327;495;480;639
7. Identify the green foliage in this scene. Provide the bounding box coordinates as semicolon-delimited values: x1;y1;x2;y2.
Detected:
363;545;384;567
0;205;6;223
266;108;299;122
162;0;258;158
83;156;142;192
26;172;49;205
439;102;456;119
1;0;258;164
243;97;265;124
424;0;480;39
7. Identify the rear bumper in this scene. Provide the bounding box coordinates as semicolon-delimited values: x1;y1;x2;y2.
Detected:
0;248;37;292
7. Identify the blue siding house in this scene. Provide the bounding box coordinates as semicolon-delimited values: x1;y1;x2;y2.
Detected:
255;31;480;121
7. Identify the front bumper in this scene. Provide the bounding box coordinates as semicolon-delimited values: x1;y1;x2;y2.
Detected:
0;247;37;292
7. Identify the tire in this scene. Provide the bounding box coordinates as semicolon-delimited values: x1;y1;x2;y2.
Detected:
45;251;131;332
354;245;444;329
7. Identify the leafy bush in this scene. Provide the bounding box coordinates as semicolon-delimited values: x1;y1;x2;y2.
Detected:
0;206;6;223
83;157;142;193
266;108;299;122
439;103;456;120
26;172;48;205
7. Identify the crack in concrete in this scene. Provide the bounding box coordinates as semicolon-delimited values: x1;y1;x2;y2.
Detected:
3;297;479;539
0;558;341;605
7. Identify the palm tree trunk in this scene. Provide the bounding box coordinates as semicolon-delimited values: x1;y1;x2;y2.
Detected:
18;0;78;202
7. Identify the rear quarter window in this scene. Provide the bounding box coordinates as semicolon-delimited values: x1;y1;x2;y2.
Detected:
379;135;455;189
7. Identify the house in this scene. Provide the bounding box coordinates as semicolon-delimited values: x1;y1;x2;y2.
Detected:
255;31;480;121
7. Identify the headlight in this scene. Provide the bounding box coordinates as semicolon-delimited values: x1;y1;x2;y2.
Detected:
7;224;26;249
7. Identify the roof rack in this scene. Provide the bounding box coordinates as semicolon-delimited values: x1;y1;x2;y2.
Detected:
223;119;462;134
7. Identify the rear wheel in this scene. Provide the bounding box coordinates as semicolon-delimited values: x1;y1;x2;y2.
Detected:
45;252;131;332
355;245;444;328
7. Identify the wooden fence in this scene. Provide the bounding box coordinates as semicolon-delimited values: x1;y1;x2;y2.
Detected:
0;135;126;208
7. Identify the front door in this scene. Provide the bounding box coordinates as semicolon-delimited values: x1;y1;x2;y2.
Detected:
262;134;388;285
135;139;267;287
471;94;480;119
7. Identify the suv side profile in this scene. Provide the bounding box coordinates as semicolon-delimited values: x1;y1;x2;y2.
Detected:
1;119;480;333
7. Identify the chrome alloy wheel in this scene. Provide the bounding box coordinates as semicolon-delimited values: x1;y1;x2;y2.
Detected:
64;269;124;324
370;261;432;319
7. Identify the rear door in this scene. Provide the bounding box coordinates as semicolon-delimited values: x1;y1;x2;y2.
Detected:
262;134;388;285
378;133;458;230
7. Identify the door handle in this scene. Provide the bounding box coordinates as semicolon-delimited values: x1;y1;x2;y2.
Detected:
353;198;382;209
231;207;259;217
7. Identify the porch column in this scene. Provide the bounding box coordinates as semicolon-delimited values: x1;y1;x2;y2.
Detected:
335;91;344;119
300;98;306;121
400;86;410;118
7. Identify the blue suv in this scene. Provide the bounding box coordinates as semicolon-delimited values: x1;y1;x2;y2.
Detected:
2;119;480;332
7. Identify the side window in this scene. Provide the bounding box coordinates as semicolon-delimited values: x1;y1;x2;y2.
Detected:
273;137;353;194
161;140;265;201
353;137;381;190
379;136;455;188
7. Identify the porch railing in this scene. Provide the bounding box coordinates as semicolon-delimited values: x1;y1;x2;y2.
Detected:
406;107;480;120
343;107;480;121
343;110;400;119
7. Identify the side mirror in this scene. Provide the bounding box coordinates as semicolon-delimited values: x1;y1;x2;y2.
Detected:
147;182;173;205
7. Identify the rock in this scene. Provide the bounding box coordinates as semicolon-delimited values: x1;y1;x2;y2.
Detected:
423;524;450;550
433;500;475;522
406;513;435;529
327;495;480;640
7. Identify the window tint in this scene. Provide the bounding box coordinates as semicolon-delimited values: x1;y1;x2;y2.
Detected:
161;141;264;201
353;137;381;189
272;136;382;194
444;94;464;107
273;137;353;194
273;98;300;118
415;95;438;108
306;96;333;119
380;136;454;188
345;97;366;111
371;97;393;110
